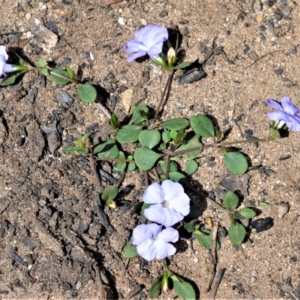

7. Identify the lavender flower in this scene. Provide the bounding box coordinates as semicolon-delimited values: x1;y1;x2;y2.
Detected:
267;97;300;131
143;180;190;227
131;223;178;261
125;24;168;63
0;46;17;77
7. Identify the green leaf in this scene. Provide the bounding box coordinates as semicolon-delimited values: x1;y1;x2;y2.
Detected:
49;68;70;85
171;129;185;145
121;240;138;259
173;61;192;70
176;135;202;158
239;208;256;219
223;152;248;174
66;65;76;79
41;68;49;76
63;146;88;154
258;200;270;207
1;72;25;86
184;221;196;233
129;105;149;124
186;160;198;175
38;59;47;68
162;118;189;131
117;125;143;144
127;155;136;171
102;186;118;201
139;130;161;149
195;229;221;250
169;171;186;183
159;160;178;174
81;132;93;141
162;130;171;143
93;139;119;158
223;191;239;211
109;113;119;130
228;222;246;245
170;275;196;300
190;114;214;137
78;84;97;103
114;151;127;172
148;277;162;298
134;147;163;170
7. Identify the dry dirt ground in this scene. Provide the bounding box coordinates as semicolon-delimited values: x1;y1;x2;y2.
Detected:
0;0;300;299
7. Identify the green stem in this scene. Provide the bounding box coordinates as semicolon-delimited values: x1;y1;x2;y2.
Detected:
169;136;273;157
49;70;78;84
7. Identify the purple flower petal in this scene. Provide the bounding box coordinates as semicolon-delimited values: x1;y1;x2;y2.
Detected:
144;204;166;224
167;193;190;216
132;224;179;261
132;223;162;245
287;115;300;131
136;239;156;261
157;227;179;243
143;182;164;204
267;99;283;111
126;51;147;63
125;24;168;62
153;239;176;260
163;207;184;227
267;111;289;122
0;46;8;60
281;97;299;115
161;180;184;202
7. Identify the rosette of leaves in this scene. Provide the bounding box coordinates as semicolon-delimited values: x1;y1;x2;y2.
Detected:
222;191;256;245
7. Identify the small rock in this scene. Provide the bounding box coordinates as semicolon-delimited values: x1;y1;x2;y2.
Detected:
159;10;168;17
274;12;282;21
274;68;283;75
25;13;31;20
256;15;263;23
250;217;274;233
118;17;126;25
121;89;133;113
31;25;58;51
28;87;38;104
277;202;289;218
56;92;73;104
281;6;292;17
179;67;206;84
0;120;7;144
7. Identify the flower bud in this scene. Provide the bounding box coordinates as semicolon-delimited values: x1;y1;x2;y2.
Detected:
167;47;176;66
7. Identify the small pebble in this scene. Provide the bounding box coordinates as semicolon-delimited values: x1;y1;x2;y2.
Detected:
159;10;168;17
251;276;257;283
25;13;31;20
274;68;283;75
274;12;282;21
281;0;287;4
278;202;289;218
281;6;292;17
56;92;73;104
256;15;263;23
118;17;126;25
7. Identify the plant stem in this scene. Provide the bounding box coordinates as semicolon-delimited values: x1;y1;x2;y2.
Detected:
169;136;273;157
151;71;175;127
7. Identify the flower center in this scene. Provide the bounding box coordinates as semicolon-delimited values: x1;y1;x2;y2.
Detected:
162;199;168;207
